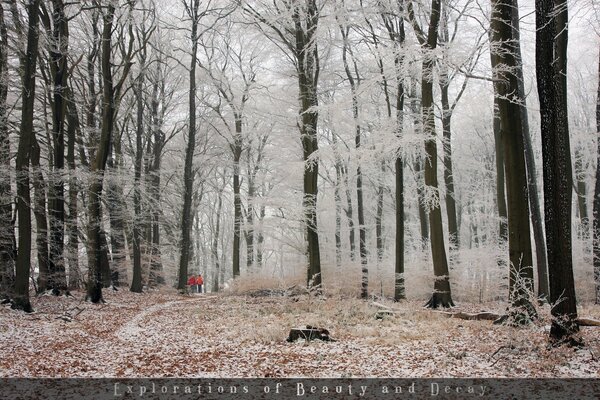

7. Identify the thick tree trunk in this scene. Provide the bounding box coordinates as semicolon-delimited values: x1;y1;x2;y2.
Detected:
490;0;535;321
13;0;41;312
47;0;68;293
293;2;322;290
511;0;548;299
0;3;15;298
178;3;199;291
409;0;454;308
87;3;117;303
536;0;579;342
594;43;600;305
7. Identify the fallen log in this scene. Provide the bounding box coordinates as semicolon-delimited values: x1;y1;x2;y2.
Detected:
576;318;600;327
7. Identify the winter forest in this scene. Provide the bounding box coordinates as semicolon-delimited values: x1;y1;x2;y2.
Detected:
2;0;600;382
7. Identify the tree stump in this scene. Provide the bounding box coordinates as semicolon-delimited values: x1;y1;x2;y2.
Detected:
287;325;335;342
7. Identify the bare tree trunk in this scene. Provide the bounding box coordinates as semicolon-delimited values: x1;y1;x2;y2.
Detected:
339;21;368;298
536;0;578;343
46;0;68;293
212;185;223;293
65;88;80;290
511;0;548;299
87;1;134;302
408;0;454;308
131;51;146;293
492;99;508;243
31;137;49;293
440;84;459;251
13;0;41;312
0;3;15;298
490;0;535;321
148;76;164;286
233;140;242;277
178;0;200;291
594;42;600;305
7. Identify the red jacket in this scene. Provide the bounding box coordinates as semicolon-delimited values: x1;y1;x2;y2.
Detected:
187;276;196;285
196;275;204;285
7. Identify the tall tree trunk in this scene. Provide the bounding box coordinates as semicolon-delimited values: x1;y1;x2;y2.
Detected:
131;56;146;294
87;2;117;303
105;146;125;287
536;0;578;342
440;83;459;251
0;3;15;298
13;0;41;312
65;88;80;289
233;136;242;277
31;137;49;293
148;78;164;286
377;6;405;300
339;22;368;298
490;0;535;321
47;0;68;293
594;42;600;305
178;0;200;291
408;0;454;308
492;99;508;243
511;0;548;299
245;172;255;270
293;1;322;289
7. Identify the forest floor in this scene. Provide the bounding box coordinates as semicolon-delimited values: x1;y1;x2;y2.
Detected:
1;288;600;378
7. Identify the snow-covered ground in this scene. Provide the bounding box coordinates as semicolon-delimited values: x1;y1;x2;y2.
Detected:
1;289;599;377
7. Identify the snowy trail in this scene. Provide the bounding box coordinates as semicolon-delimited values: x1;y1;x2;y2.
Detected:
116;295;212;343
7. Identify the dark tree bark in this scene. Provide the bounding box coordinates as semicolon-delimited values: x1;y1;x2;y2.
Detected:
536;0;579;343
244;0;323;289
87;2;133;302
178;0;201;291
233;132;242;276
0;2;15;298
42;0;69;293
131;45;147;294
594;42;600;305
408;0;454;308
65;88;80;290
148;70;165;286
490;0;535;321
375;3;405;301
13;0;41;312
510;0;548;299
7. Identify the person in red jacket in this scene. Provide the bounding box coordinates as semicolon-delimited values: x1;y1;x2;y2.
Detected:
196;274;204;294
187;275;196;293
